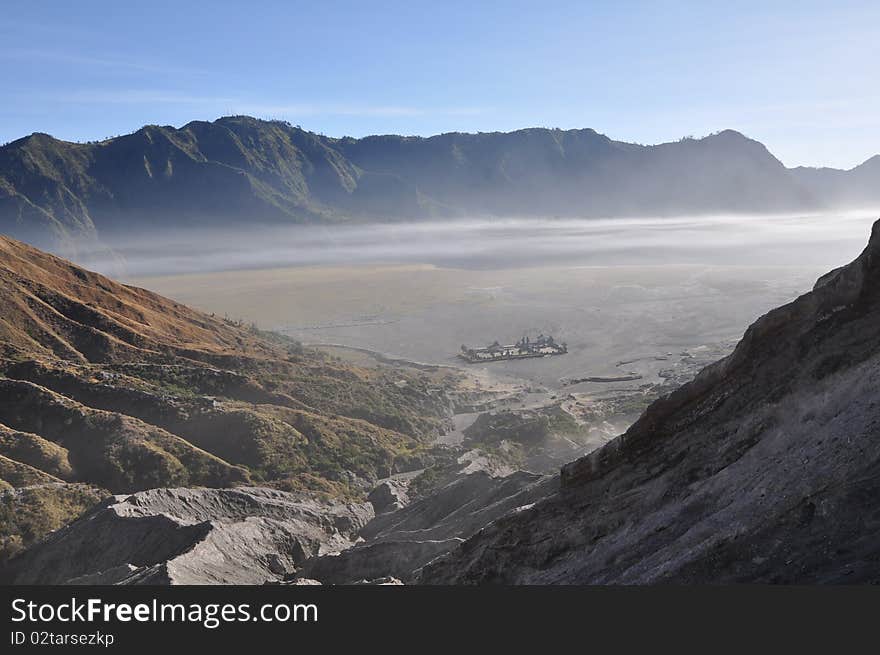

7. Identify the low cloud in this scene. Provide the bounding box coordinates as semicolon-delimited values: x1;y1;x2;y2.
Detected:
82;212;880;279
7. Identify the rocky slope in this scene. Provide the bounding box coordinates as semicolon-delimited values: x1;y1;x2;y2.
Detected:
1;470;554;585
0;235;460;560
2;487;373;585
5;116;877;254
295;471;555;584
420;219;880;584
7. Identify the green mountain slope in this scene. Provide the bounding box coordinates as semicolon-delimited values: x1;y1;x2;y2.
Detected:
5;117;876;253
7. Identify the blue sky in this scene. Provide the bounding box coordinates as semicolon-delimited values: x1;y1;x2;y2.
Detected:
2;0;878;168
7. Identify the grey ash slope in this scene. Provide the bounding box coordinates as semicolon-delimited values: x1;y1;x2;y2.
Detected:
4;116;877;254
297;471;554;584
3;487;374;585
421;219;880;584
1;472;553;585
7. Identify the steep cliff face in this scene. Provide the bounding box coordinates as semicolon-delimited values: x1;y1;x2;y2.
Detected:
421;220;880;584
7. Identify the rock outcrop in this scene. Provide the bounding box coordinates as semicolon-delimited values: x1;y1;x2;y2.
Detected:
367;479;411;514
421;220;880;584
297;471;555;584
2;487;373;585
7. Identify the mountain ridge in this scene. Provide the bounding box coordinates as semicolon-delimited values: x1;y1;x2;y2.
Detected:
3;117;878;256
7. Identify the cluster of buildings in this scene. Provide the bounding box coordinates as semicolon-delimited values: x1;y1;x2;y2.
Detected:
459;334;567;363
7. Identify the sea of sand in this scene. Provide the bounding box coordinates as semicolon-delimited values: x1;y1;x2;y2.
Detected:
124;212;878;394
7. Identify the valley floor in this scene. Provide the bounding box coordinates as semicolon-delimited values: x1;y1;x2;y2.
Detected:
127;258;816;472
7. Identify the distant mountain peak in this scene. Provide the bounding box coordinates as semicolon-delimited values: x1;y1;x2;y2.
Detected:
707;128;749;139
856;154;880;170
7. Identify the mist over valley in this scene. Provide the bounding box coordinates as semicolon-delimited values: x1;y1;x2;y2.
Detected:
122;212;878;387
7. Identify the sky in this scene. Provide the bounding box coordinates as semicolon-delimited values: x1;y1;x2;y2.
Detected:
2;0;878;169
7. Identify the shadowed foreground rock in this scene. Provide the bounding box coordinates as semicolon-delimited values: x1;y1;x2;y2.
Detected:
420;220;880;584
2;487;373;585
